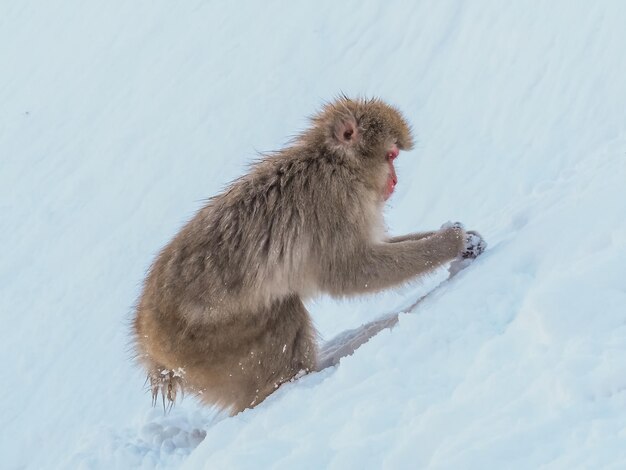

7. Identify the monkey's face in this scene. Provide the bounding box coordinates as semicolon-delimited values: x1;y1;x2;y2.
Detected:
314;96;414;200
343;99;413;200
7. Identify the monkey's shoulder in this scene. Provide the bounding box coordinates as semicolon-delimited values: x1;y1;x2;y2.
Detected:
195;152;376;241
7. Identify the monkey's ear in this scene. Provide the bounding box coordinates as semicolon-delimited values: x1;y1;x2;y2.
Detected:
332;115;360;146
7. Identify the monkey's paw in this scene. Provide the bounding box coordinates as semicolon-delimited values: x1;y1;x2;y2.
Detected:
149;368;185;411
462;231;487;259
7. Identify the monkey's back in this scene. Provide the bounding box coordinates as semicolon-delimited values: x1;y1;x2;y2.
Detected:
134;142;388;412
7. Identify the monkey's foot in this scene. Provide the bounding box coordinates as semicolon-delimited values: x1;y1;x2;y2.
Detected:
148;368;185;411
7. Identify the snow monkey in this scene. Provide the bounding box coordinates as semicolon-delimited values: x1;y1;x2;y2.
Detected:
133;96;486;414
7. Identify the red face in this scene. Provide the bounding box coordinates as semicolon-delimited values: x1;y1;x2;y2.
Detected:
384;144;399;200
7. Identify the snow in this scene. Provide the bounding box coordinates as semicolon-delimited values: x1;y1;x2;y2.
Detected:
2;0;626;468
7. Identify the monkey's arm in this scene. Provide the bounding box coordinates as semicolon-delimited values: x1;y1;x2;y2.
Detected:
389;223;484;245
320;227;464;296
387;231;436;243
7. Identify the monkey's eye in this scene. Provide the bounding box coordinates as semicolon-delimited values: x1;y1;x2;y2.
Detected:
386;145;399;161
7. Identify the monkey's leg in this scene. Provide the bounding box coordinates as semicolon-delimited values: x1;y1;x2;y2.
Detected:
191;295;317;415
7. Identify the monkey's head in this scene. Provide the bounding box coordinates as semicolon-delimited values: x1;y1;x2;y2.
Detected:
309;96;414;200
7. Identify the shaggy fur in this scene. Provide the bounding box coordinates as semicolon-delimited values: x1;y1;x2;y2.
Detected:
133;97;468;414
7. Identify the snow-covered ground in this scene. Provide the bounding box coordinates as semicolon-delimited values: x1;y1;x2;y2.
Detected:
2;1;626;468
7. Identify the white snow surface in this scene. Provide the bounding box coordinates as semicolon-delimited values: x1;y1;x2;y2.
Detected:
2;1;626;468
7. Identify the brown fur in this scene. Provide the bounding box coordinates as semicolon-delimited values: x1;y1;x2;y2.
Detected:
133;96;468;414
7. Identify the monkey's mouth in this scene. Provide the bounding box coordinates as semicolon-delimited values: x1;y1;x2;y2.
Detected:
385;168;397;200
384;146;399;200
390;172;398;187
385;145;400;201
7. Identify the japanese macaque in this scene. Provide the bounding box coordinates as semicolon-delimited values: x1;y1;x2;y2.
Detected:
133;96;486;414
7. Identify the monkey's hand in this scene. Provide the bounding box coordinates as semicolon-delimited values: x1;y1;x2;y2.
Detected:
462;231;486;259
440;222;487;260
